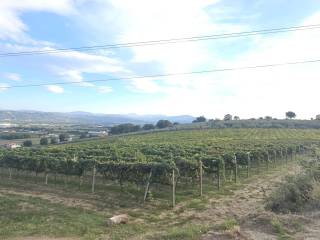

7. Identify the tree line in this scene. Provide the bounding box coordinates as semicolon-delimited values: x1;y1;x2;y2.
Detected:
110;120;177;135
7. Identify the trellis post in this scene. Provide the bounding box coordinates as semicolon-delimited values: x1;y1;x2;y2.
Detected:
172;168;176;207
143;170;153;203
200;160;203;196
45;172;49;185
92;163;96;193
234;154;238;183
217;162;221;190
247;152;250;178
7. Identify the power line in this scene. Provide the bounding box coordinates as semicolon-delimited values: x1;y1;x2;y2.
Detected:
1;24;320;57
1;58;319;89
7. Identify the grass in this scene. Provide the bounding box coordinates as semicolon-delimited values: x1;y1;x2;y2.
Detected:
214;217;239;231
0;194;106;240
270;218;292;240
0;191;178;240
149;224;211;240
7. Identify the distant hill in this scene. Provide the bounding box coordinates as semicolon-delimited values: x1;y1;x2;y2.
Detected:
0;110;195;126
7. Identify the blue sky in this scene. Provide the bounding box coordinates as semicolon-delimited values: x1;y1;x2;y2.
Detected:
0;0;320;119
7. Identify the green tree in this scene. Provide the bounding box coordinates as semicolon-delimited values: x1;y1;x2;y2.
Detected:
233;116;240;120
40;137;48;145
59;133;70;142
286;111;296;119
142;124;155;130
110;123;141;134
224;114;232;121
156;120;173;129
79;133;88;139
50;137;58;144
193;116;206;123
23;140;33;147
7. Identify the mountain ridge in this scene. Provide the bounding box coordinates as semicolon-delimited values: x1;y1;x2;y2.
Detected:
0;110;195;126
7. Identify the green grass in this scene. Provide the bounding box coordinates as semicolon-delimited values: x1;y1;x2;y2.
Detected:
150;224;211;240
0;194;106;240
270;218;292;240
0;191;209;240
214;217;239;231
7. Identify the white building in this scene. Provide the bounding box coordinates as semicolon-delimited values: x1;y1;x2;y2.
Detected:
88;131;108;137
4;143;21;149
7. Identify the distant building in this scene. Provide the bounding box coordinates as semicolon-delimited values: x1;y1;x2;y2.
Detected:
88;131;108;137
47;133;59;138
4;143;21;149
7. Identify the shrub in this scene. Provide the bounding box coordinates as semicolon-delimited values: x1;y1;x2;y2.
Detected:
265;172;317;213
40;137;48;145
23;140;32;147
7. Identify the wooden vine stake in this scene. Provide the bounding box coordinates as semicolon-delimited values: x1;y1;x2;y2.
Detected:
217;163;221;190
266;152;269;170
234;154;238;183
200;160;203;196
79;174;83;190
246;152;250;178
143;170;153;203
45;172;49;185
172;168;176;208
9;168;12;180
92;164;96;193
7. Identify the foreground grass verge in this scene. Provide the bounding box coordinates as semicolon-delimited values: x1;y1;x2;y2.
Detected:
0;193;106;239
0;192;212;240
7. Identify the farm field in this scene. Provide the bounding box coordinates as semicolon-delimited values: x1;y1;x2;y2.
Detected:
1;128;320;239
0;137;42;146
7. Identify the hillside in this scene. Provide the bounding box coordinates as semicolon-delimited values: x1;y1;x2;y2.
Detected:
0;110;195;126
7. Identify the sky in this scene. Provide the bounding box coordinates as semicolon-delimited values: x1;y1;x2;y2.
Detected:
0;0;320;119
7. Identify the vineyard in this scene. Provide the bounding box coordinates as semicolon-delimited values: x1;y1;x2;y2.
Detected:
1;128;320;206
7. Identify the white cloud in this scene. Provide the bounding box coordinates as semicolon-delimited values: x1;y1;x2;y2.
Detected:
206;12;320;119
47;85;64;94
4;72;21;81
80;0;245;91
1;0;320;118
54;50;129;87
129;78;162;93
97;86;113;93
94;1;320;119
0;83;9;92
0;0;76;43
58;69;95;87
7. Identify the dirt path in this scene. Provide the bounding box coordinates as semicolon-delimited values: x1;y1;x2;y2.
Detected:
295;212;320;240
11;238;78;240
200;164;301;240
0;188;97;211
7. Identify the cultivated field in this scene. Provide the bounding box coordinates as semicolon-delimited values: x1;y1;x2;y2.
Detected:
0;128;320;239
